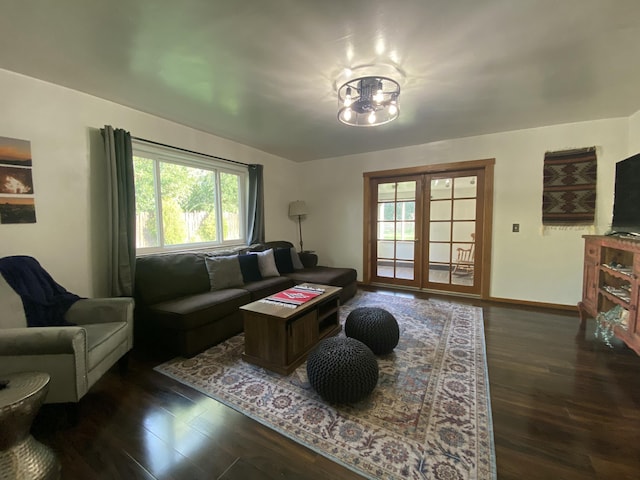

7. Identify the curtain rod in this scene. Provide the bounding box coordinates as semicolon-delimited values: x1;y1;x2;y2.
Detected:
131;136;251;167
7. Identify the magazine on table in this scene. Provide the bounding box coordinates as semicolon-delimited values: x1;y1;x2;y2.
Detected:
265;285;325;306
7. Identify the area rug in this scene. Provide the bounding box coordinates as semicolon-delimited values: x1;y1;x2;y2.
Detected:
155;292;496;480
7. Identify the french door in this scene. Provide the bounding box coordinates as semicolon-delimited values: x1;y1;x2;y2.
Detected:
365;160;493;297
370;175;423;288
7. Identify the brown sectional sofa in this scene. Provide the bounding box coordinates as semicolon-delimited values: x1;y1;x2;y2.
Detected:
134;241;357;357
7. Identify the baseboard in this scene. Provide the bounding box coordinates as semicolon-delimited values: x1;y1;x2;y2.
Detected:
487;296;578;312
357;281;577;312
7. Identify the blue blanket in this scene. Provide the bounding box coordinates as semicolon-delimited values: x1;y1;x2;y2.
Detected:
0;255;81;327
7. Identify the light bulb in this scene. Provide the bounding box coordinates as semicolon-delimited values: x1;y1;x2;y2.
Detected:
374;81;383;103
388;102;398;115
343;108;352;121
344;86;352;107
368;111;376;124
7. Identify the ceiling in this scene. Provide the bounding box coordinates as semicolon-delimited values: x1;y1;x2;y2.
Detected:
2;0;640;162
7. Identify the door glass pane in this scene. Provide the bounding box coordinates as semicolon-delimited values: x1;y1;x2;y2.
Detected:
396;221;415;241
397;181;416;200
430;222;451;241
396;241;414;260
429;243;450;263
453;176;477;198
396;201;415;220
377;260;394;278
379;202;395;221
377;240;394;258
429;264;450;283
453;198;475;220
452;273;474;286
378;222;395;240
452;222;475;242
378;183;396;201
430;200;452;221
396;261;414;280
431;178;452;200
452;239;475;284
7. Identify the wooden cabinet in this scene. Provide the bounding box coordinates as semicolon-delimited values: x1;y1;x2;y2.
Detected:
579;235;640;355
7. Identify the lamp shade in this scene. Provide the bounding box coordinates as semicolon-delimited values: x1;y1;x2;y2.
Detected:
288;200;308;217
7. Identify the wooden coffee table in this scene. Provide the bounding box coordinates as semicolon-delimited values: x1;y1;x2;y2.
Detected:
241;284;342;375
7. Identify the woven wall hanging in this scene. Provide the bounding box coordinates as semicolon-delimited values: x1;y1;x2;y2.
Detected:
542;147;597;226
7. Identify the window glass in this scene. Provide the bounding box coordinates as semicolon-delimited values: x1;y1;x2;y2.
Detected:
132;142;247;252
220;172;241;241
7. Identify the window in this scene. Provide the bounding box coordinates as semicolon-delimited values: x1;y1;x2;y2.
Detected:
132;141;247;252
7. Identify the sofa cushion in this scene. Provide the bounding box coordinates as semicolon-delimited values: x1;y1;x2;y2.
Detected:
136;253;210;305
242;277;294;300
274;247;294;274
149;289;251;330
238;254;263;283
205;255;244;291
0;275;27;329
251;249;280;278
284;266;357;288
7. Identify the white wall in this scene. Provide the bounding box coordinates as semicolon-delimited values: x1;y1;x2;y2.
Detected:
629;109;640;155
300;119;629;306
1;67;637;306
0;69;299;297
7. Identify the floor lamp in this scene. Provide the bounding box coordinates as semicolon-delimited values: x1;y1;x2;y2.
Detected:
288;200;308;252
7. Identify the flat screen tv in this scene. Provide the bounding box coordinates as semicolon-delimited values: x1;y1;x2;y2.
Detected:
611;153;640;236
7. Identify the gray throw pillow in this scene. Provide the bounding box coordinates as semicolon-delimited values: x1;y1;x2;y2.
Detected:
204;255;244;291
251;249;280;278
290;247;304;270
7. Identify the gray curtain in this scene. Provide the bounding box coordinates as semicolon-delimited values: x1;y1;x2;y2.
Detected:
247;164;265;244
101;125;136;297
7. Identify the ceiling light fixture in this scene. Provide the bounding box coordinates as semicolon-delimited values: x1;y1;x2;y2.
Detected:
335;64;404;127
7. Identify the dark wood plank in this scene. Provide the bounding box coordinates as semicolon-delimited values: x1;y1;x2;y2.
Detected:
31;286;640;479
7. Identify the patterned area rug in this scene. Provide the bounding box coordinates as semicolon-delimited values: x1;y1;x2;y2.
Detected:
155;292;496;480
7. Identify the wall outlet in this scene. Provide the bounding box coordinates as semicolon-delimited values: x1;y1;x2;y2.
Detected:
512;223;520;232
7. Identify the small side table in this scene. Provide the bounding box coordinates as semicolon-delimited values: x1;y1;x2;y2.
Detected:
0;372;60;480
300;251;318;268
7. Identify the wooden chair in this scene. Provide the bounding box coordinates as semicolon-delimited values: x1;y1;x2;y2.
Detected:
453;233;475;276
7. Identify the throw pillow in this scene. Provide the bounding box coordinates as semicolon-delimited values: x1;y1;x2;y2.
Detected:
238;253;263;283
289;247;304;270
251;249;280;278
204;255;244;291
274;247;294;274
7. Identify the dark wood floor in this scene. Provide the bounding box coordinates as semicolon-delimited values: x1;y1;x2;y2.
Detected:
32;287;640;479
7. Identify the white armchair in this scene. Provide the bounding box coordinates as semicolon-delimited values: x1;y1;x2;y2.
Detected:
0;260;134;404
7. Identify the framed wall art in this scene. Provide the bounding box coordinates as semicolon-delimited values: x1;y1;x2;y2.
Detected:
0;135;36;224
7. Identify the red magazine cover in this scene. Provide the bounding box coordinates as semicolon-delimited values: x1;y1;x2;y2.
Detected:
267;287;322;306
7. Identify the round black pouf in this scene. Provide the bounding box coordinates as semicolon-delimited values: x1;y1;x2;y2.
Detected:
307;336;378;404
345;307;400;355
